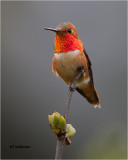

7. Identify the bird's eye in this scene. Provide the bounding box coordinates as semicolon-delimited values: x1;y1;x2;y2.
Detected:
67;29;72;33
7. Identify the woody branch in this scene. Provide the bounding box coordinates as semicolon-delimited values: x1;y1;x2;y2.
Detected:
55;68;85;160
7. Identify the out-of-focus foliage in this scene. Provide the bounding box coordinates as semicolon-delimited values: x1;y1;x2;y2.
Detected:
79;126;127;159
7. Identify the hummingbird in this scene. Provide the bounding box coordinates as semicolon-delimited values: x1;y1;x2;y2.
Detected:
44;22;101;108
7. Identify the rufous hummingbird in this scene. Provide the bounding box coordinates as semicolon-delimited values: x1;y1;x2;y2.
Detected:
44;22;101;108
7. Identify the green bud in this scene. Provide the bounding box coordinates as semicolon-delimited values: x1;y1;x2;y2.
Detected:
66;124;76;138
57;115;66;129
49;112;66;130
51;112;61;128
48;114;60;134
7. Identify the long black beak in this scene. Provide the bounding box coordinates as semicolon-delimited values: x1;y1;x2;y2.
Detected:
44;27;59;32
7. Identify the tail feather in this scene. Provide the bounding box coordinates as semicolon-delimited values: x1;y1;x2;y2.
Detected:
76;87;101;108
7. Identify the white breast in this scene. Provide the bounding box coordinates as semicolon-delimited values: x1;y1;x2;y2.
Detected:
54;49;80;60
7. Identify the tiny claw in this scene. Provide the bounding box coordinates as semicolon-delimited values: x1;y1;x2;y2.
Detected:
69;85;76;92
77;66;85;73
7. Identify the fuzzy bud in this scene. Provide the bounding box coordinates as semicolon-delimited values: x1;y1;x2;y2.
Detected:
48;112;66;134
66;124;76;138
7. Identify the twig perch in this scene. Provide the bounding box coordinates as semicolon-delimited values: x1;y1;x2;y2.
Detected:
55;136;65;159
55;68;85;160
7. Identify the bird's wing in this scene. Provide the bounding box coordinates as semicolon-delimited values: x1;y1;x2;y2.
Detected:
75;48;100;107
83;48;94;87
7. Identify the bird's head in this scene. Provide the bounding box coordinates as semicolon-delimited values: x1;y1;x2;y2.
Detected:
44;22;83;53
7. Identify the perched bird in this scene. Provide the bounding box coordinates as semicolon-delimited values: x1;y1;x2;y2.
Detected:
44;22;101;108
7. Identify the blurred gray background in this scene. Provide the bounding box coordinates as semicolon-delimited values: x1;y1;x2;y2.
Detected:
1;1;127;159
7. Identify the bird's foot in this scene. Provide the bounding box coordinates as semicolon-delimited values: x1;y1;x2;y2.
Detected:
69;66;85;92
69;84;76;92
77;66;85;73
